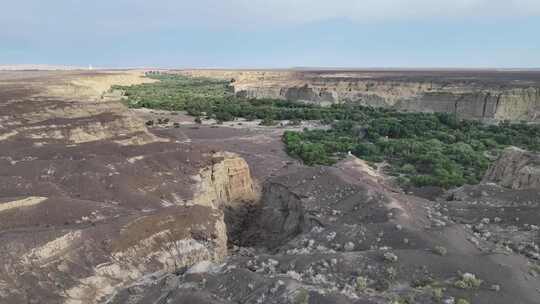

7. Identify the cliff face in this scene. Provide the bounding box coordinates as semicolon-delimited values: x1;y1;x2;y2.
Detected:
192;152;257;209
0;71;256;304
5;206;227;304
115;155;538;304
245;182;306;248
182;69;540;122
37;149;256;304
483;146;540;189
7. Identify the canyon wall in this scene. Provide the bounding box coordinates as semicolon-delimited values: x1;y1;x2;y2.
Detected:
193;152;257;209
0;70;256;304
181;69;540;122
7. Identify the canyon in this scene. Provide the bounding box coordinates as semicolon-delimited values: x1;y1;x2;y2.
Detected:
0;71;255;303
181;69;540;122
1;70;539;304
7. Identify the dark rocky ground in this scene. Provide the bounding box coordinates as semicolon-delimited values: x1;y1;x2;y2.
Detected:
300;69;540;88
110;111;540;304
1;70;539;304
0;71;234;303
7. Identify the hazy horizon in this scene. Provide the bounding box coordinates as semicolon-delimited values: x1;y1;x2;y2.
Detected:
2;0;539;68
2;65;540;71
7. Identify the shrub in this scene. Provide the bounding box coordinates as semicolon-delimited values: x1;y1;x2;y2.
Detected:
400;163;416;174
355;276;368;291
289;118;302;126
433;246;447;256
431;287;444;300
215;111;235;122
260;117;277;126
529;263;540;276
293;288;309;304
454;273;482;289
383;252;399;263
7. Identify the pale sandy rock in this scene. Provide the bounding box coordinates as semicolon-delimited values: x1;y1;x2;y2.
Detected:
2;70;166;146
181;69;540;122
0;130;18;141
192;152;257;209
21;230;82;264
0;196;48;213
483;146;540;189
45;71;156;101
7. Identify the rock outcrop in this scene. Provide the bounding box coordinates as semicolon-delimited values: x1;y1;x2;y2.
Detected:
1;205;227;304
109;155;540;304
4;70;540;304
44;71;157;101
0;70;256;304
245;182;307;248
192;152;257;209
181;69;540;122
483;146;540;189
0;70;163;146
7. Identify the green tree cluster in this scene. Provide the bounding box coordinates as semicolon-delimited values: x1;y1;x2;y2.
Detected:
117;73;540;189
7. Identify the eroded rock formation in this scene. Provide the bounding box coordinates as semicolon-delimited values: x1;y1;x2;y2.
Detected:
0;70;256;304
109;155;540;304
3;70;540;304
181;69;540;121
193;152;257;209
483;146;540;189
0;70;163;146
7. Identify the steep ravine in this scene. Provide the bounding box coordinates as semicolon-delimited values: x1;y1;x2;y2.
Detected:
0;71;261;304
66;153;257;304
0;148;258;304
4;70;540;304
109;156;540;304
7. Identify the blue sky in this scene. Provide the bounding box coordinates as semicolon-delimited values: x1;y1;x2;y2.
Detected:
1;0;539;68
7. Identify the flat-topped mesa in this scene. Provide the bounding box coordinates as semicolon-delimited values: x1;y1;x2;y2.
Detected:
44;70;157;101
483;146;540;190
180;69;540;122
0;70;164;146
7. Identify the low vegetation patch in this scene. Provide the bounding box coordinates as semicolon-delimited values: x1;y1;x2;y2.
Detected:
117;73;540;189
433;246;448;256
283;114;540;188
529;263;540;276
383;252;399;263
355;276;368;291
430;287;444;300
293;288;310;304
454;273;483;289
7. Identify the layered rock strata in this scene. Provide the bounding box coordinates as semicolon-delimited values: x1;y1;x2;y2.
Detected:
0;70;255;304
180;69;540;121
